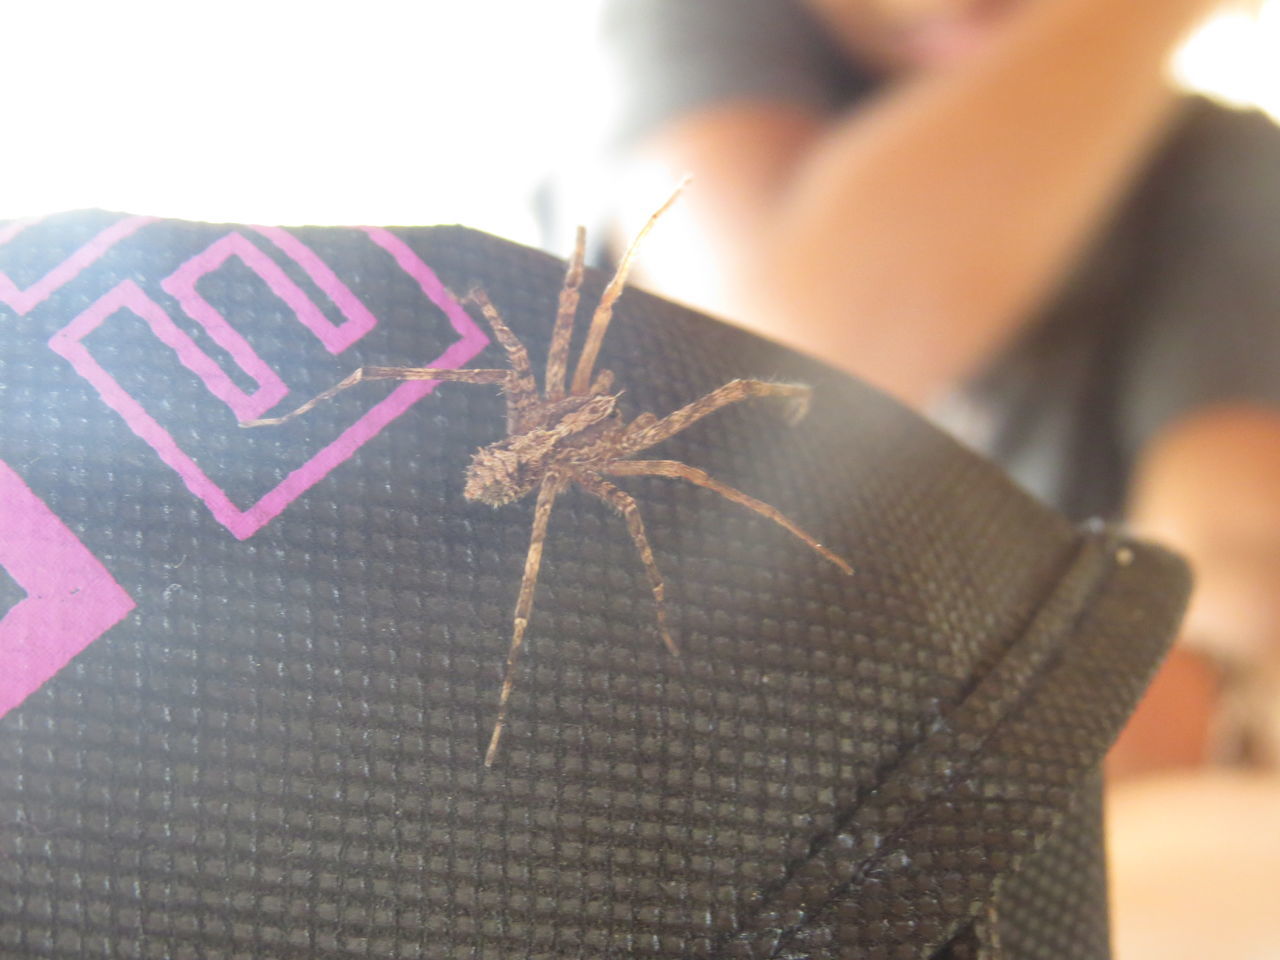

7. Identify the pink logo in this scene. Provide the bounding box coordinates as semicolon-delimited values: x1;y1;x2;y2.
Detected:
0;460;136;719
0;215;153;315
49;227;488;539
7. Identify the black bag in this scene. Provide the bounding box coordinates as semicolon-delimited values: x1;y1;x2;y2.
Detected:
0;212;1188;958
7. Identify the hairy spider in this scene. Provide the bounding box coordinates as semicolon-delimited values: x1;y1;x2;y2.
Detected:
243;186;852;765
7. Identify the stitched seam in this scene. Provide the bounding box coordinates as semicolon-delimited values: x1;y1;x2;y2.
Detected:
712;527;1121;959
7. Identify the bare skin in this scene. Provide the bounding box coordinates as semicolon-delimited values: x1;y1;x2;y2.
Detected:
1111;406;1280;774
244;188;852;765
615;0;1222;405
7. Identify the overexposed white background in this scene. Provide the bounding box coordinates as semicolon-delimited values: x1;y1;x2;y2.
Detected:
0;1;609;243
1;0;1276;247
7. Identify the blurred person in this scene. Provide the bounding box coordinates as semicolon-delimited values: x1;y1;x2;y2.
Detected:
585;0;1280;778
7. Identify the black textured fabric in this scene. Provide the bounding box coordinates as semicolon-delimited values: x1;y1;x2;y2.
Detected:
0;213;1187;958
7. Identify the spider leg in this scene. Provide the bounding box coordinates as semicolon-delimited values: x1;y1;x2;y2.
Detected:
576;473;679;659
238;366;513;427
545;225;586;401
485;474;566;767
621;379;810;454
569;178;689;396
604;459;853;575
462;287;543;432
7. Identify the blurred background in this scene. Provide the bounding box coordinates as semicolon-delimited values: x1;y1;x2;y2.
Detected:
4;2;1278;957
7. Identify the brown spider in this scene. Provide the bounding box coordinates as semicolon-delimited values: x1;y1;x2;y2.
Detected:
243;187;852;765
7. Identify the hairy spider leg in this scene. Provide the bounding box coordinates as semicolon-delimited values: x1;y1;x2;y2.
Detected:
605;460;853;575
486;474;566;767
239;366;513;427
621;379;811;454
569;177;690;396
576;473;678;658
461;288;543;432
545;225;587;402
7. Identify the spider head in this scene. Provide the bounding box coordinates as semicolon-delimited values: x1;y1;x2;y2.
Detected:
464;444;535;506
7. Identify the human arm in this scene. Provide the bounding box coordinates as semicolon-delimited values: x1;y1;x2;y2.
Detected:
1131;407;1280;672
1101;96;1280;777
612;0;1219;406
1109;406;1280;777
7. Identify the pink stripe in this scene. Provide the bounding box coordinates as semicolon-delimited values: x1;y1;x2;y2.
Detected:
0;215;153;315
0;460;136;718
361;227;480;341
0;217;39;246
50;285;256;534
159;235;299;421
49;231;489;540
252;227;378;353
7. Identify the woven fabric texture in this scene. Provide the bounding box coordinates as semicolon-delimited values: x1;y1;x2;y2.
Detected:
0;213;1187;959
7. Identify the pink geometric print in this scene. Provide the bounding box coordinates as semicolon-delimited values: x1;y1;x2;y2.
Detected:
0;215;153;315
163;229;378;361
249;227;379;353
48;227;488;540
0;459;136;719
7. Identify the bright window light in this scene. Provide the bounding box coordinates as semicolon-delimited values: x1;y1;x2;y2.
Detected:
1174;1;1280;118
1;1;1274;240
0;1;607;244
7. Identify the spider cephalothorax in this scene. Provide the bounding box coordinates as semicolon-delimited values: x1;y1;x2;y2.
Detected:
464;392;624;505
244;185;852;764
